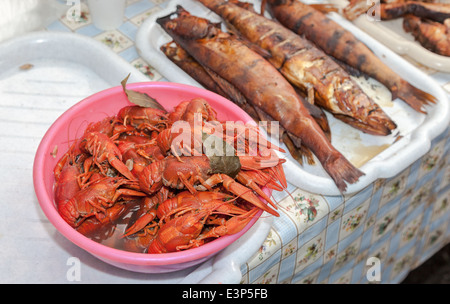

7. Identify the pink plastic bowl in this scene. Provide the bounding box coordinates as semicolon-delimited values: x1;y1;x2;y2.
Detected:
33;82;267;273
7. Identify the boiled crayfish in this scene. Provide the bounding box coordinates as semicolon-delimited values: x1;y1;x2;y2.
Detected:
54;92;286;254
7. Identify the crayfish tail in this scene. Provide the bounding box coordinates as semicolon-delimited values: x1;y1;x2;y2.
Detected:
109;157;138;182
122;213;156;238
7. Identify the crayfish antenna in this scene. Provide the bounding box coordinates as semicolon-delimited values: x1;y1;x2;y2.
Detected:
266;160;287;189
236;171;278;210
203;174;279;217
198;208;261;240
240;169;284;191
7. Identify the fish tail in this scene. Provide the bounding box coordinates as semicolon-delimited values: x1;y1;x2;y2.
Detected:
323;154;364;193
394;81;437;114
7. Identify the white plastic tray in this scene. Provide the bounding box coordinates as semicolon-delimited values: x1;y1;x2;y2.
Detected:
0;31;272;283
136;0;449;196
352;12;450;72
331;0;450;72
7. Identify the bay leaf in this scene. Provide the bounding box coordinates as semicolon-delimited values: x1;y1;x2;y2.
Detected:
121;74;166;111
202;132;241;178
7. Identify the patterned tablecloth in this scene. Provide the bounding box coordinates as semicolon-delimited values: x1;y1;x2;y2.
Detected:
45;0;450;284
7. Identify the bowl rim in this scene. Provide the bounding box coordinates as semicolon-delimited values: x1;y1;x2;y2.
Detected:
33;81;266;266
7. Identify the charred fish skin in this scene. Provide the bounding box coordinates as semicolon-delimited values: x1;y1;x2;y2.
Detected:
156;6;364;192
266;0;436;114
403;14;450;57
196;0;397;136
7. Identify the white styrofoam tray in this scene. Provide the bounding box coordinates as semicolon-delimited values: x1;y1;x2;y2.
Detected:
0;31;272;283
136;0;450;196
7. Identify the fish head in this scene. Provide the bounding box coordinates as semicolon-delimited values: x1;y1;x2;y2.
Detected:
156;5;219;40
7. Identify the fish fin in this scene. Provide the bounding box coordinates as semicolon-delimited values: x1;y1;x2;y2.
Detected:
323;155;364;193
260;0;267;16
309;4;339;15
342;0;368;21
394;81;437;114
281;132;317;166
299;144;316;165
230;0;267;16
332;113;395;136
241;103;262;122
226;25;272;59
281;133;304;165
252;107;314;165
307;86;315;105
286;131;302;148
293;87;332;141
229;0;257;13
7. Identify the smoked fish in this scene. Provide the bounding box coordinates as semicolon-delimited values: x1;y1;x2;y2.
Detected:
267;0;437;114
197;0;397;136
157;6;364;192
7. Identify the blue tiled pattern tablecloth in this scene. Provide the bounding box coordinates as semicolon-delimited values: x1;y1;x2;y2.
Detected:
47;0;450;284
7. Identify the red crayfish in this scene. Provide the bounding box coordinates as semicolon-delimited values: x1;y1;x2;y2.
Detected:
147;192;260;253
58;176;146;228
54;95;287;254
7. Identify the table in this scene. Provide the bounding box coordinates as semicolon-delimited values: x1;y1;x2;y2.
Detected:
1;0;448;284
